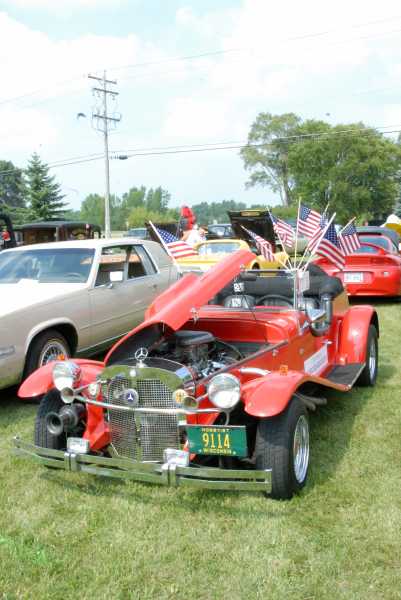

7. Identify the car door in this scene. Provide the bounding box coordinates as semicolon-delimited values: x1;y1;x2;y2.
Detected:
88;243;159;354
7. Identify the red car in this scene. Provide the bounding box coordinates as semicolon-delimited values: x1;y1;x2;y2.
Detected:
313;227;401;298
14;250;378;500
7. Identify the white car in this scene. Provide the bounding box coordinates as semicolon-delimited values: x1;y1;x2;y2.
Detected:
0;238;177;391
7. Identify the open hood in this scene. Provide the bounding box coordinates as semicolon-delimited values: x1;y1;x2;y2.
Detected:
227;210;276;251
105;249;254;366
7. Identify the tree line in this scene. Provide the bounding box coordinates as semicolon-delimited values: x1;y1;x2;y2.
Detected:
2;112;401;229
239;112;401;223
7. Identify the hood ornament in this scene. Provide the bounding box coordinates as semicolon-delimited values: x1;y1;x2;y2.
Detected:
135;347;148;366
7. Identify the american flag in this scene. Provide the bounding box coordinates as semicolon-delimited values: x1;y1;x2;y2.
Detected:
315;220;345;269
151;225;198;259
308;211;328;253
298;203;322;237
268;211;294;248
244;228;275;262
338;221;361;255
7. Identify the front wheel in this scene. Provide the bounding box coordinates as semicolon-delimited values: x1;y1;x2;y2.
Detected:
24;329;70;380
256;396;310;500
356;324;378;387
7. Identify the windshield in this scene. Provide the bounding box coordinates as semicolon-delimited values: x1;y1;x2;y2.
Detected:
197;242;241;255
0;247;95;284
354;236;390;252
204;269;297;310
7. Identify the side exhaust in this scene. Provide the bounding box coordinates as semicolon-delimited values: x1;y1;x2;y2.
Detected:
45;404;86;436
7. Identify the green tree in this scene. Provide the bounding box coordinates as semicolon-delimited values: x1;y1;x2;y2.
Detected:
191;200;247;225
0;160;25;207
146;187;171;213
288;121;401;223
239;112;301;207
20;153;67;221
80;193;105;228
393;169;401;217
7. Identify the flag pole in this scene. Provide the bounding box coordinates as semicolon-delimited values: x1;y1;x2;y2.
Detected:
294;196;302;269
298;202;330;270
302;213;337;272
338;216;356;234
267;205;292;268
149;220;182;272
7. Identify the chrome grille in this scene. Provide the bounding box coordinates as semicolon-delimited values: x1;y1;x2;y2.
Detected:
108;376;179;461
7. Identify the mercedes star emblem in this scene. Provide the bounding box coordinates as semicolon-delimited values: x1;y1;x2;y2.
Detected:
135;348;148;361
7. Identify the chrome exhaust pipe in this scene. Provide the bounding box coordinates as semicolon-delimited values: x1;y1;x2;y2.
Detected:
45;404;86;436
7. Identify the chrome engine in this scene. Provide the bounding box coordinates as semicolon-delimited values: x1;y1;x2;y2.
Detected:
155;330;237;380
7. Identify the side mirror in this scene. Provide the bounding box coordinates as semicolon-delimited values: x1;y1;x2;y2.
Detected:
307;308;327;323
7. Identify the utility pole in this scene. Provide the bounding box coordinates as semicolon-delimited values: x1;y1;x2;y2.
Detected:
88;71;121;238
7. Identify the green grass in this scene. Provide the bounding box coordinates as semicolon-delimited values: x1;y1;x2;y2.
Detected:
1;302;401;599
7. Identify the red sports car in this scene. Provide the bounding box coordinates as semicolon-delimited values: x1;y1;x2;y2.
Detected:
313;229;401;298
14;250;378;500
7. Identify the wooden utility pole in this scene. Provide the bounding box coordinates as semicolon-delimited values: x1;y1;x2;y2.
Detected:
88;71;121;238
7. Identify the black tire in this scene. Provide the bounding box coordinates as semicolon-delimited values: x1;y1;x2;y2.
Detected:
24;329;70;380
256;396;310;500
34;388;66;451
356;324;378;387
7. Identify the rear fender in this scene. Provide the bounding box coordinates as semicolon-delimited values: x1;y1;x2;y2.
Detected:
337;306;378;365
242;371;349;417
18;359;104;399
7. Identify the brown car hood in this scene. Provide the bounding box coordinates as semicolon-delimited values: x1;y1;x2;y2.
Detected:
105;249;254;366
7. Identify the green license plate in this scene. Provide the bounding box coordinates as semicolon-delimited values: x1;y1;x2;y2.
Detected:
186;425;247;457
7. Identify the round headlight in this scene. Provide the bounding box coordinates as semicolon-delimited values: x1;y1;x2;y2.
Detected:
207;373;241;409
53;361;82;391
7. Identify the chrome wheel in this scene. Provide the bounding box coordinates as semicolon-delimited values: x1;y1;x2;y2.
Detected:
368;336;377;381
40;339;69;366
293;414;309;484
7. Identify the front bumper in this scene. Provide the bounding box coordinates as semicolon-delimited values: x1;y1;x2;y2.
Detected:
13;437;272;492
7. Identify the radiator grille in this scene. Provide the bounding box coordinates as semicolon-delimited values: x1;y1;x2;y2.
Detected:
108;375;179;461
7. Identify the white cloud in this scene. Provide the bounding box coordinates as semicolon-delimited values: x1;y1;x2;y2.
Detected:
163;96;233;139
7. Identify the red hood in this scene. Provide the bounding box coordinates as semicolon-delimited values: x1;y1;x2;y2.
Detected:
105;249;254;366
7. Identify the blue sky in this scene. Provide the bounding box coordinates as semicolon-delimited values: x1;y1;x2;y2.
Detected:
0;0;400;218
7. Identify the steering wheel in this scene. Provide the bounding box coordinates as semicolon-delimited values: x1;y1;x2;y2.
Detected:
256;294;293;307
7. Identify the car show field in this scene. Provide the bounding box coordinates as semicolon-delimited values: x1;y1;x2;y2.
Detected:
0;296;399;600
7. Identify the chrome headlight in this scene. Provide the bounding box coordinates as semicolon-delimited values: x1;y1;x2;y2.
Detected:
207;373;241;409
53;361;82;391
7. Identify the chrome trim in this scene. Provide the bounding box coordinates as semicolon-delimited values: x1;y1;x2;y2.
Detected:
13;437;272;492
239;367;270;376
74;393;221;415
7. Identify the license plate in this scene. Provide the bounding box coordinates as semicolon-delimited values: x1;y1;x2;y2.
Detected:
186;425;247;457
344;273;363;283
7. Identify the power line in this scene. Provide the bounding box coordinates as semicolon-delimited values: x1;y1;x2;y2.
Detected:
1;17;400;115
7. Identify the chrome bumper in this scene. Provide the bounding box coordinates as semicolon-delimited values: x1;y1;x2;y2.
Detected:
14;437;271;492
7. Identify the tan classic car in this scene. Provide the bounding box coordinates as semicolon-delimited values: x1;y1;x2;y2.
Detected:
0;238;177;390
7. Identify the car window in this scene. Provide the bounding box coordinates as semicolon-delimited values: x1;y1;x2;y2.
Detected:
353;244;379;254
355;236;389;251
247;242;260;255
0;247;95;284
197;242;241;255
133;245;157;275
95;246;129;287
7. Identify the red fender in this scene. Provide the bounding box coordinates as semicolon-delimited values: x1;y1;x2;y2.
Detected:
337;305;378;365
18;359;104;399
242;371;349;417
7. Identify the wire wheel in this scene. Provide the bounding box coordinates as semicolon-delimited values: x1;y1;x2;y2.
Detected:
39;338;69;366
